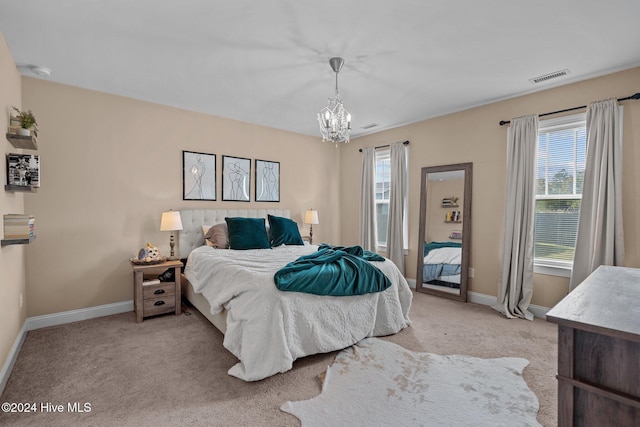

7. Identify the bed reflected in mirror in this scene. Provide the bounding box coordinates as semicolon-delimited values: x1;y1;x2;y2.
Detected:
416;163;472;302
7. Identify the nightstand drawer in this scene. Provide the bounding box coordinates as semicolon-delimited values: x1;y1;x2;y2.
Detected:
143;295;176;316
142;282;175;300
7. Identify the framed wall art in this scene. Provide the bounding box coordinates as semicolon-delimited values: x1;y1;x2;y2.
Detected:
222;155;251;201
255;159;280;202
183;151;216;201
7;153;40;187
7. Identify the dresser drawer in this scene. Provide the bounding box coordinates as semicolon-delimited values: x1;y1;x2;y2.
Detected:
143;294;176;316
142;282;175;300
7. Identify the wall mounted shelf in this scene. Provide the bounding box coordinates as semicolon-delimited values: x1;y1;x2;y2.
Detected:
6;133;38;150
1;235;36;246
4;184;37;193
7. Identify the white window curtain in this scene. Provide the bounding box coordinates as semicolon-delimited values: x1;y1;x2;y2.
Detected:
569;99;624;290
360;147;377;251
493;115;538;320
386;142;409;272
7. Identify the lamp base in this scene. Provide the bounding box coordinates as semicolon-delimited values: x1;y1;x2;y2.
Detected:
168;233;177;261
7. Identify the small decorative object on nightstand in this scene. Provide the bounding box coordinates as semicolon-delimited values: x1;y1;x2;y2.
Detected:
304;209;319;245
160;210;183;260
131;259;182;323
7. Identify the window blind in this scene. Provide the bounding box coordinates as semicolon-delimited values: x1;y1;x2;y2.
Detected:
534;113;586;264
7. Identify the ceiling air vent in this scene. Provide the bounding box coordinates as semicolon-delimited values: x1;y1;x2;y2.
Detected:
361;123;378;130
529;69;570;84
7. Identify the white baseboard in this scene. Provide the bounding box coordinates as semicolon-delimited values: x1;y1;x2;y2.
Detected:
468;291;549;318
0;322;27;396
25;300;133;331
409;283;550;319
1;300;133;396
467;291;497;306
526;303;550;319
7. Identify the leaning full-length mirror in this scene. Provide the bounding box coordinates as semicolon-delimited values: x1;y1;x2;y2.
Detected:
416;163;472;302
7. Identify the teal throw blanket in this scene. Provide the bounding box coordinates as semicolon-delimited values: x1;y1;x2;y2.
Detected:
274;244;391;296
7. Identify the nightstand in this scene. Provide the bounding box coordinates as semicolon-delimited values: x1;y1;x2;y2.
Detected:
131;259;182;323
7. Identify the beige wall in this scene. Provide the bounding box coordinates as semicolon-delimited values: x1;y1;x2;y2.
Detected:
0;34;27;376
342;67;640;308
5;42;640;326
21;78;341;317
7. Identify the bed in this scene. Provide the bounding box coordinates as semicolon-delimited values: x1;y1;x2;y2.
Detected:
178;209;412;381
422;242;462;288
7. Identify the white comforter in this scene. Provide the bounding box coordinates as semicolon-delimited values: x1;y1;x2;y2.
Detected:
424;247;461;265
185;244;412;381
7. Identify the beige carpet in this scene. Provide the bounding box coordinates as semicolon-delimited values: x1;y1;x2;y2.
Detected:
0;291;557;426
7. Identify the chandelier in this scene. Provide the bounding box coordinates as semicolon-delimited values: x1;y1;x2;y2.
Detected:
317;57;351;144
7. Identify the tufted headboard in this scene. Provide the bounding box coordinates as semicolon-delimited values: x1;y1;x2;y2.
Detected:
177;209;291;259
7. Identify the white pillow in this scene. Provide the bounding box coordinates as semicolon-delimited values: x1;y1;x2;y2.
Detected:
202;223;231;249
202;225;216;247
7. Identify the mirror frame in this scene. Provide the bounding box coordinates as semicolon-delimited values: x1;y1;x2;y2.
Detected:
416;162;472;302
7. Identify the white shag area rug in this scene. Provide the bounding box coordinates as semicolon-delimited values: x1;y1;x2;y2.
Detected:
281;338;541;427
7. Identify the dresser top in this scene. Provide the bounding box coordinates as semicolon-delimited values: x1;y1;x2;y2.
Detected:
546;265;640;342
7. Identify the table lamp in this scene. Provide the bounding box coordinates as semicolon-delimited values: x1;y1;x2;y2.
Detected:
160;210;183;260
304;209;319;244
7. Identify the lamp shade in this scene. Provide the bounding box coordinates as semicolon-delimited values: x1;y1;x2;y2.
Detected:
304;209;319;225
160;210;183;231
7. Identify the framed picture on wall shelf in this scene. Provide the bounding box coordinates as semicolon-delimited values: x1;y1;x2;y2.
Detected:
183;151;216;201
255;159;280;202
6;153;40;187
222;155;251;202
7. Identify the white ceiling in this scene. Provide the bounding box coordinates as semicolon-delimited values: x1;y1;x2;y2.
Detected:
1;1;639;139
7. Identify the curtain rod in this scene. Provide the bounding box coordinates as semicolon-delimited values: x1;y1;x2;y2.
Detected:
358;140;409;152
498;92;640;126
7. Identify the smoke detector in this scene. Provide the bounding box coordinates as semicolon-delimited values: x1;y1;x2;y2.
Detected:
29;65;52;77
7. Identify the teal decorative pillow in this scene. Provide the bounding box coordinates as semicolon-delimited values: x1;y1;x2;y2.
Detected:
225;217;271;250
268;215;304;247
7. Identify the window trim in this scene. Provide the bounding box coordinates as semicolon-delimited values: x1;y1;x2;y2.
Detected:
533;260;572;278
374;149;390;249
534;112;586;277
373;146;409;255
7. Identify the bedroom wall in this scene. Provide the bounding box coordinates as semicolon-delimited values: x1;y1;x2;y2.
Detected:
21;78;341;317
0;34;27;378
341;66;640;308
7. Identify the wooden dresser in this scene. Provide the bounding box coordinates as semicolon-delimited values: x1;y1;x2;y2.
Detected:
546;266;640;427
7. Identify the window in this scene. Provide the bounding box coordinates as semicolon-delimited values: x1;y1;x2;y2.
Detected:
375;149;390;247
534;113;586;275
